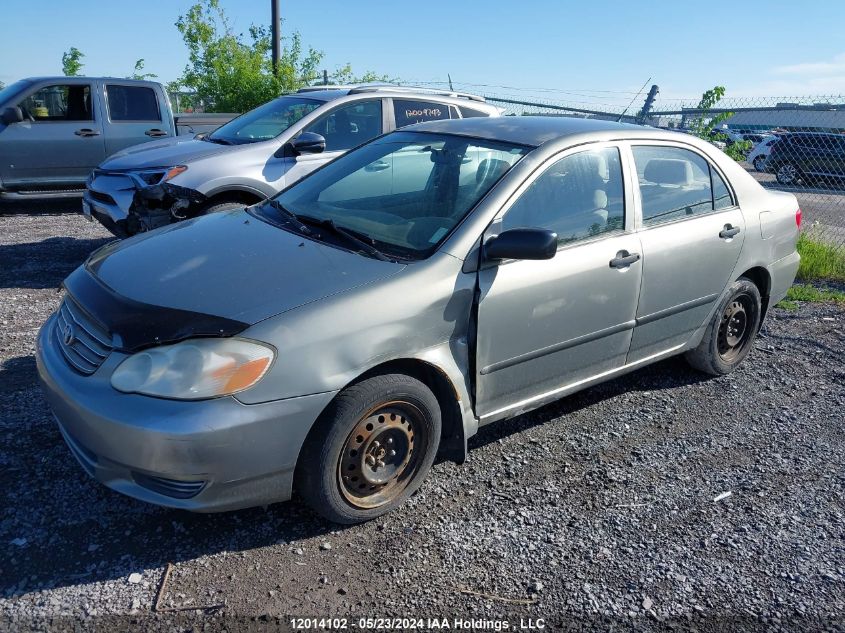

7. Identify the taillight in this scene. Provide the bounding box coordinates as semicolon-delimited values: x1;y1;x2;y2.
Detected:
796;208;802;228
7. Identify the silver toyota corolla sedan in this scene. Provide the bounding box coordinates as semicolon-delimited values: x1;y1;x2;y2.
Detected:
37;117;800;524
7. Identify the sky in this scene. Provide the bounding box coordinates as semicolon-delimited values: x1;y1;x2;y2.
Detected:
2;0;845;111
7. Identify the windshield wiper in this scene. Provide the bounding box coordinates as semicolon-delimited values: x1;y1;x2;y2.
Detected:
263;199;313;235
204;136;233;145
298;215;392;262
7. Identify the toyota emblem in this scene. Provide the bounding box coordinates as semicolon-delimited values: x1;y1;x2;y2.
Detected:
62;322;75;347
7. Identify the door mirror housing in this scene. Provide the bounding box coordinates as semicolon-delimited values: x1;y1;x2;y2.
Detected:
277;131;326;158
1;106;24;125
484;228;558;262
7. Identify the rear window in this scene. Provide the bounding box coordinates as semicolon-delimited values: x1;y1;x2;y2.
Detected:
106;85;161;122
459;106;490;118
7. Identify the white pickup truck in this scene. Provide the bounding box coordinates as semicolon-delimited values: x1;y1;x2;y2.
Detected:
0;76;233;201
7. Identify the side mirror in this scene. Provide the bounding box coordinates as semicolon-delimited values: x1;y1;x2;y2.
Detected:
279;131;326;157
484;228;558;262
1;106;24;125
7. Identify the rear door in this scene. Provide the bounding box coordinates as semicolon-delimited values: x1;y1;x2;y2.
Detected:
626;143;745;363
0;80;105;187
475;144;642;420
103;82;170;156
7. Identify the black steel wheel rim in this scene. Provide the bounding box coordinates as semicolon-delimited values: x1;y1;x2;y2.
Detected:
717;294;754;362
337;401;427;509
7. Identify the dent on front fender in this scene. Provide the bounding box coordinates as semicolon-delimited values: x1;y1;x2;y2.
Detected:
235;254;480;441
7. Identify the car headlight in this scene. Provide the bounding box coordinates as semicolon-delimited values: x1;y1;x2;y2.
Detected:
136;165;188;186
111;338;275;400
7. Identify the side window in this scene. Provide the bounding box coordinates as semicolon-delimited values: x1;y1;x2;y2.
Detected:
18;84;93;121
458;106;489;118
304;100;382;152
632;146;714;226
712;168;734;210
106;85;161;122
502;147;625;244
393;99;452;127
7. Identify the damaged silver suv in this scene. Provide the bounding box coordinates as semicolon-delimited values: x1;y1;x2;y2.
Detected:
82;85;499;236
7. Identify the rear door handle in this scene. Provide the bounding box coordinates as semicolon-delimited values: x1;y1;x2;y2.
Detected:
145;128;168;137
74;128;100;137
609;250;641;269
719;224;741;239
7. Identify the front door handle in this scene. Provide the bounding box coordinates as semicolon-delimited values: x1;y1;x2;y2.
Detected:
74;128;100;137
365;161;389;172
719;224;741;239
609;250;641;269
145;128;168;137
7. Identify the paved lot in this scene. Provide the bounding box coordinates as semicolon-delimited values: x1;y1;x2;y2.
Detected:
1;208;844;632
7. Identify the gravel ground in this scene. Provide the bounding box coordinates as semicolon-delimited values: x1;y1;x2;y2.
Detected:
1;207;844;632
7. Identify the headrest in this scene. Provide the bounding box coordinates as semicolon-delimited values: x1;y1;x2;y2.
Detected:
643;158;693;186
476;158;510;185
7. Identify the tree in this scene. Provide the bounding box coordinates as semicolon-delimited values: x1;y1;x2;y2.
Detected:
174;0;388;112
61;47;85;76
690;86;751;162
129;59;158;80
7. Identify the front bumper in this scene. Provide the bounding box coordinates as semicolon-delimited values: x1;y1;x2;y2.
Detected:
36;313;337;512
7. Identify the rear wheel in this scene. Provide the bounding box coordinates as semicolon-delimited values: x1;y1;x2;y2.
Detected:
296;374;441;524
685;278;762;376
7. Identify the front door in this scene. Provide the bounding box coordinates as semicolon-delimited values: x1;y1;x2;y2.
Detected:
282;99;385;187
627;143;746;363
0;82;105;187
475;145;642;420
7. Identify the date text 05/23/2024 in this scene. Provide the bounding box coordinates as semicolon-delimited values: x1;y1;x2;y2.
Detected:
289;617;547;631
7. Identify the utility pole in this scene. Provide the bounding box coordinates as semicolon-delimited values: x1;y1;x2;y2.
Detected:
637;85;659;124
271;0;281;75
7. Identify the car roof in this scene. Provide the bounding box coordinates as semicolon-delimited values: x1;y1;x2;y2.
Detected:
406;116;668;147
23;76;160;85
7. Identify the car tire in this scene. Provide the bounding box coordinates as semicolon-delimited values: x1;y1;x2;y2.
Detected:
200;199;249;214
685;278;762;376
296;374;442;524
775;162;801;185
752;155;767;172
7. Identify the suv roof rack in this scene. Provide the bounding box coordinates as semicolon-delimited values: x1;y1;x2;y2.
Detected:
296;84;486;103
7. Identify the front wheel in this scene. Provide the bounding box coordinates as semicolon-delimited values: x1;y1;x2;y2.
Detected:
752;155;767;172
775;162;800;185
296;374;441;524
685;278;762;376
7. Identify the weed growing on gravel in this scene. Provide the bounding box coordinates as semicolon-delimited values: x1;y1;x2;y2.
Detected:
784;283;845;304
796;234;845;282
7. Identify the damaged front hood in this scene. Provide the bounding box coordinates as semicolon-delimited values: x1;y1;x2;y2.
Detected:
100;136;242;170
85;209;406;326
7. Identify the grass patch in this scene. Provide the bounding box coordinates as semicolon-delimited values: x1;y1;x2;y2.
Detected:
776;299;800;312
784;283;845;304
796;234;845;282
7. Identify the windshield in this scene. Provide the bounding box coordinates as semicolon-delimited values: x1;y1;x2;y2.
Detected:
0;80;33;107
207;96;321;145
257;132;529;259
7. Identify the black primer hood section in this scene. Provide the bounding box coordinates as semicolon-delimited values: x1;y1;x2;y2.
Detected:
63;266;249;353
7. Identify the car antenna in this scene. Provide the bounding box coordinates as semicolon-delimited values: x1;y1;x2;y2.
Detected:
617;76;651;123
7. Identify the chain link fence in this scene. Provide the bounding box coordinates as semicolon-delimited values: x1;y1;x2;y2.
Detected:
409;83;845;254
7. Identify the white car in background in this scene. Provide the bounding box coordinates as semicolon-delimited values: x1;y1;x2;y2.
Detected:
748;136;780;172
